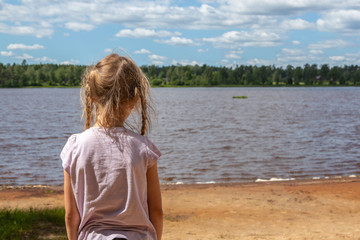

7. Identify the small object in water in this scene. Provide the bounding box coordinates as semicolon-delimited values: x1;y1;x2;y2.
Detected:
232;96;248;99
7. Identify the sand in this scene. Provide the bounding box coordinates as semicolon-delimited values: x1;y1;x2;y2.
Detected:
1;177;360;240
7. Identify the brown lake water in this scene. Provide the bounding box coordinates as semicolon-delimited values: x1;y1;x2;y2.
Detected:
0;87;359;185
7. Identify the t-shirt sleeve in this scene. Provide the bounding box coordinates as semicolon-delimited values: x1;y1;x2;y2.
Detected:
146;139;161;169
60;134;77;174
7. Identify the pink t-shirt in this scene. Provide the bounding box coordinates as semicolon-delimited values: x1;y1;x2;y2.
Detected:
60;127;161;240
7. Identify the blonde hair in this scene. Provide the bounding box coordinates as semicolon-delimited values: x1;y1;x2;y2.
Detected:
81;54;153;136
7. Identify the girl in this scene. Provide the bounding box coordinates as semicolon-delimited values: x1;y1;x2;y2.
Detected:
61;54;163;240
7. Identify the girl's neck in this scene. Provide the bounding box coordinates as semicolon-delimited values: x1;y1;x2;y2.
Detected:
93;99;136;129
94;111;125;128
93;122;102;128
93;121;124;128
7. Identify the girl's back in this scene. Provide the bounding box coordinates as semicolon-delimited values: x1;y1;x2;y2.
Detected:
62;127;160;239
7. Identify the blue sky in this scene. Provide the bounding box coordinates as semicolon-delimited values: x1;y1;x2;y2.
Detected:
0;0;359;67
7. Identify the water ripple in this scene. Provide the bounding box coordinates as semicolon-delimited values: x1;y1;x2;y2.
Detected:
0;87;360;185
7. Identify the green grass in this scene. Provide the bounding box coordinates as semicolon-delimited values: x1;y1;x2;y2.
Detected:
232;96;248;99
0;208;67;240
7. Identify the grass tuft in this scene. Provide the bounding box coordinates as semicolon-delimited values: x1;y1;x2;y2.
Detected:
232;96;248;99
0;208;67;240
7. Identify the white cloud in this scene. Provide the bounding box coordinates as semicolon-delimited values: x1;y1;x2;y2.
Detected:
115;28;179;38
317;10;360;34
203;30;282;48
0;0;360;39
292;40;301;45
64;22;95;31
281;48;304;55
0;50;57;63
38;56;57;63
276;47;322;66
151;60;165;65
0;23;53;38
329;56;345;61
15;53;34;60
172;59;200;66
281;18;315;30
310;49;323;54
216;1;359;16
197;48;208;53
61;59;80;65
134;49;151;54
231;48;244;54
0;51;14;57
7;43;44;50
220;59;229;64
149;54;167;61
277;55;311;65
149;54;168;65
308;39;351;49
13;54;56;63
155;36;200;46
104;48;113;53
344;52;360;62
225;53;241;59
225;48;244;59
247;58;273;66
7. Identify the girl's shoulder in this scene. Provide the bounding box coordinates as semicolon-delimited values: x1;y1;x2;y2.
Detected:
65;127;157;150
122;129;161;159
125;128;158;148
63;127;100;148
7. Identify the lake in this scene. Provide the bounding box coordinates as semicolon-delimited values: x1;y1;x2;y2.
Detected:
0;87;359;185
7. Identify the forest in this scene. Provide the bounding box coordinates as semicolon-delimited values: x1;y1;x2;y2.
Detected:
0;60;360;87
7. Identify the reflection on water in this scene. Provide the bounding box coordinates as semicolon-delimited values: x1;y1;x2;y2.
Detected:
0;87;360;185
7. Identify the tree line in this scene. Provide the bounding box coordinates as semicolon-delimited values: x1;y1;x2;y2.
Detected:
0;60;359;88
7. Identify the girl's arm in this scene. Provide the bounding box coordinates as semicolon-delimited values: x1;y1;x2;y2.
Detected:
147;163;163;240
64;170;80;240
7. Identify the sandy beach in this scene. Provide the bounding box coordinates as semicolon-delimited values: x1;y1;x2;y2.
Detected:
1;177;360;240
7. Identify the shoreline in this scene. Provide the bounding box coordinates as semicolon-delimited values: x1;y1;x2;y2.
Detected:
1;175;359;190
1;177;360;239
